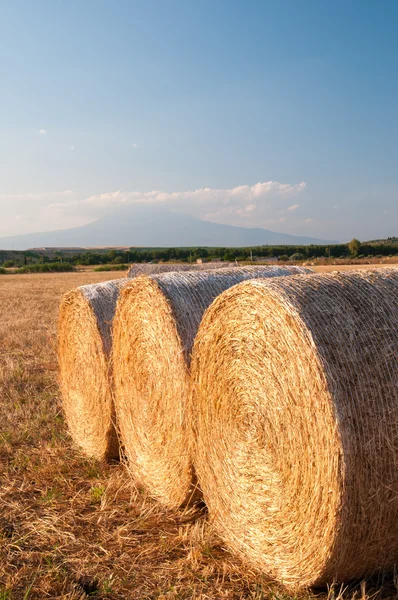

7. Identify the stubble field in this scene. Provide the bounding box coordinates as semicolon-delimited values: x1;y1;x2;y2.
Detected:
0;269;395;599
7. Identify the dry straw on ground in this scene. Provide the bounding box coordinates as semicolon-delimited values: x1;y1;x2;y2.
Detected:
58;278;130;461
112;265;310;509
128;262;237;277
190;267;398;589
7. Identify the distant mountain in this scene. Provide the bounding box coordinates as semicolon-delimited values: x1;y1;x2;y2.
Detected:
0;205;337;250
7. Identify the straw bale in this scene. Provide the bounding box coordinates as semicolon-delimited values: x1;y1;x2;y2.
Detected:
112;265;310;508
58;279;129;461
127;262;237;277
190;267;398;589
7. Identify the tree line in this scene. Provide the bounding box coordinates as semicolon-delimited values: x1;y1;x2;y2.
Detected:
0;239;397;268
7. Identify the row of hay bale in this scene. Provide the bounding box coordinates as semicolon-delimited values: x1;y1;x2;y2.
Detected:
58;264;398;590
58;264;307;465
128;261;238;277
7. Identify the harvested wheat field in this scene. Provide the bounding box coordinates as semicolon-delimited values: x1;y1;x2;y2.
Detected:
191;268;398;590
0;267;397;599
112;266;310;509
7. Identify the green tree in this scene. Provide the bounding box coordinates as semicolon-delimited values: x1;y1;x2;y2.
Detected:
348;238;361;256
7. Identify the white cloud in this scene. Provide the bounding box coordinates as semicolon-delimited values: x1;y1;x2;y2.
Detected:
82;180;307;229
131;143;139;148
70;145;75;150
84;181;306;209
47;199;80;211
236;203;256;217
305;217;314;224
39;129;47;136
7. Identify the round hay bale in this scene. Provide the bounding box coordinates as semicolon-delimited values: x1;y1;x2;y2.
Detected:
190;267;398;589
112;265;310;508
128;262;237;277
58;278;130;461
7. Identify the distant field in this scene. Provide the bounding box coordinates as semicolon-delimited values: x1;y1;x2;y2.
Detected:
0;270;395;598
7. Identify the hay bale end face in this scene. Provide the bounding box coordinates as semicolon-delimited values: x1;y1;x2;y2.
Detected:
58;278;129;461
190;268;398;589
112;266;311;508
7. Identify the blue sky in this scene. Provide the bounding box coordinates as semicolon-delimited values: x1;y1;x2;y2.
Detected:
0;0;397;242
